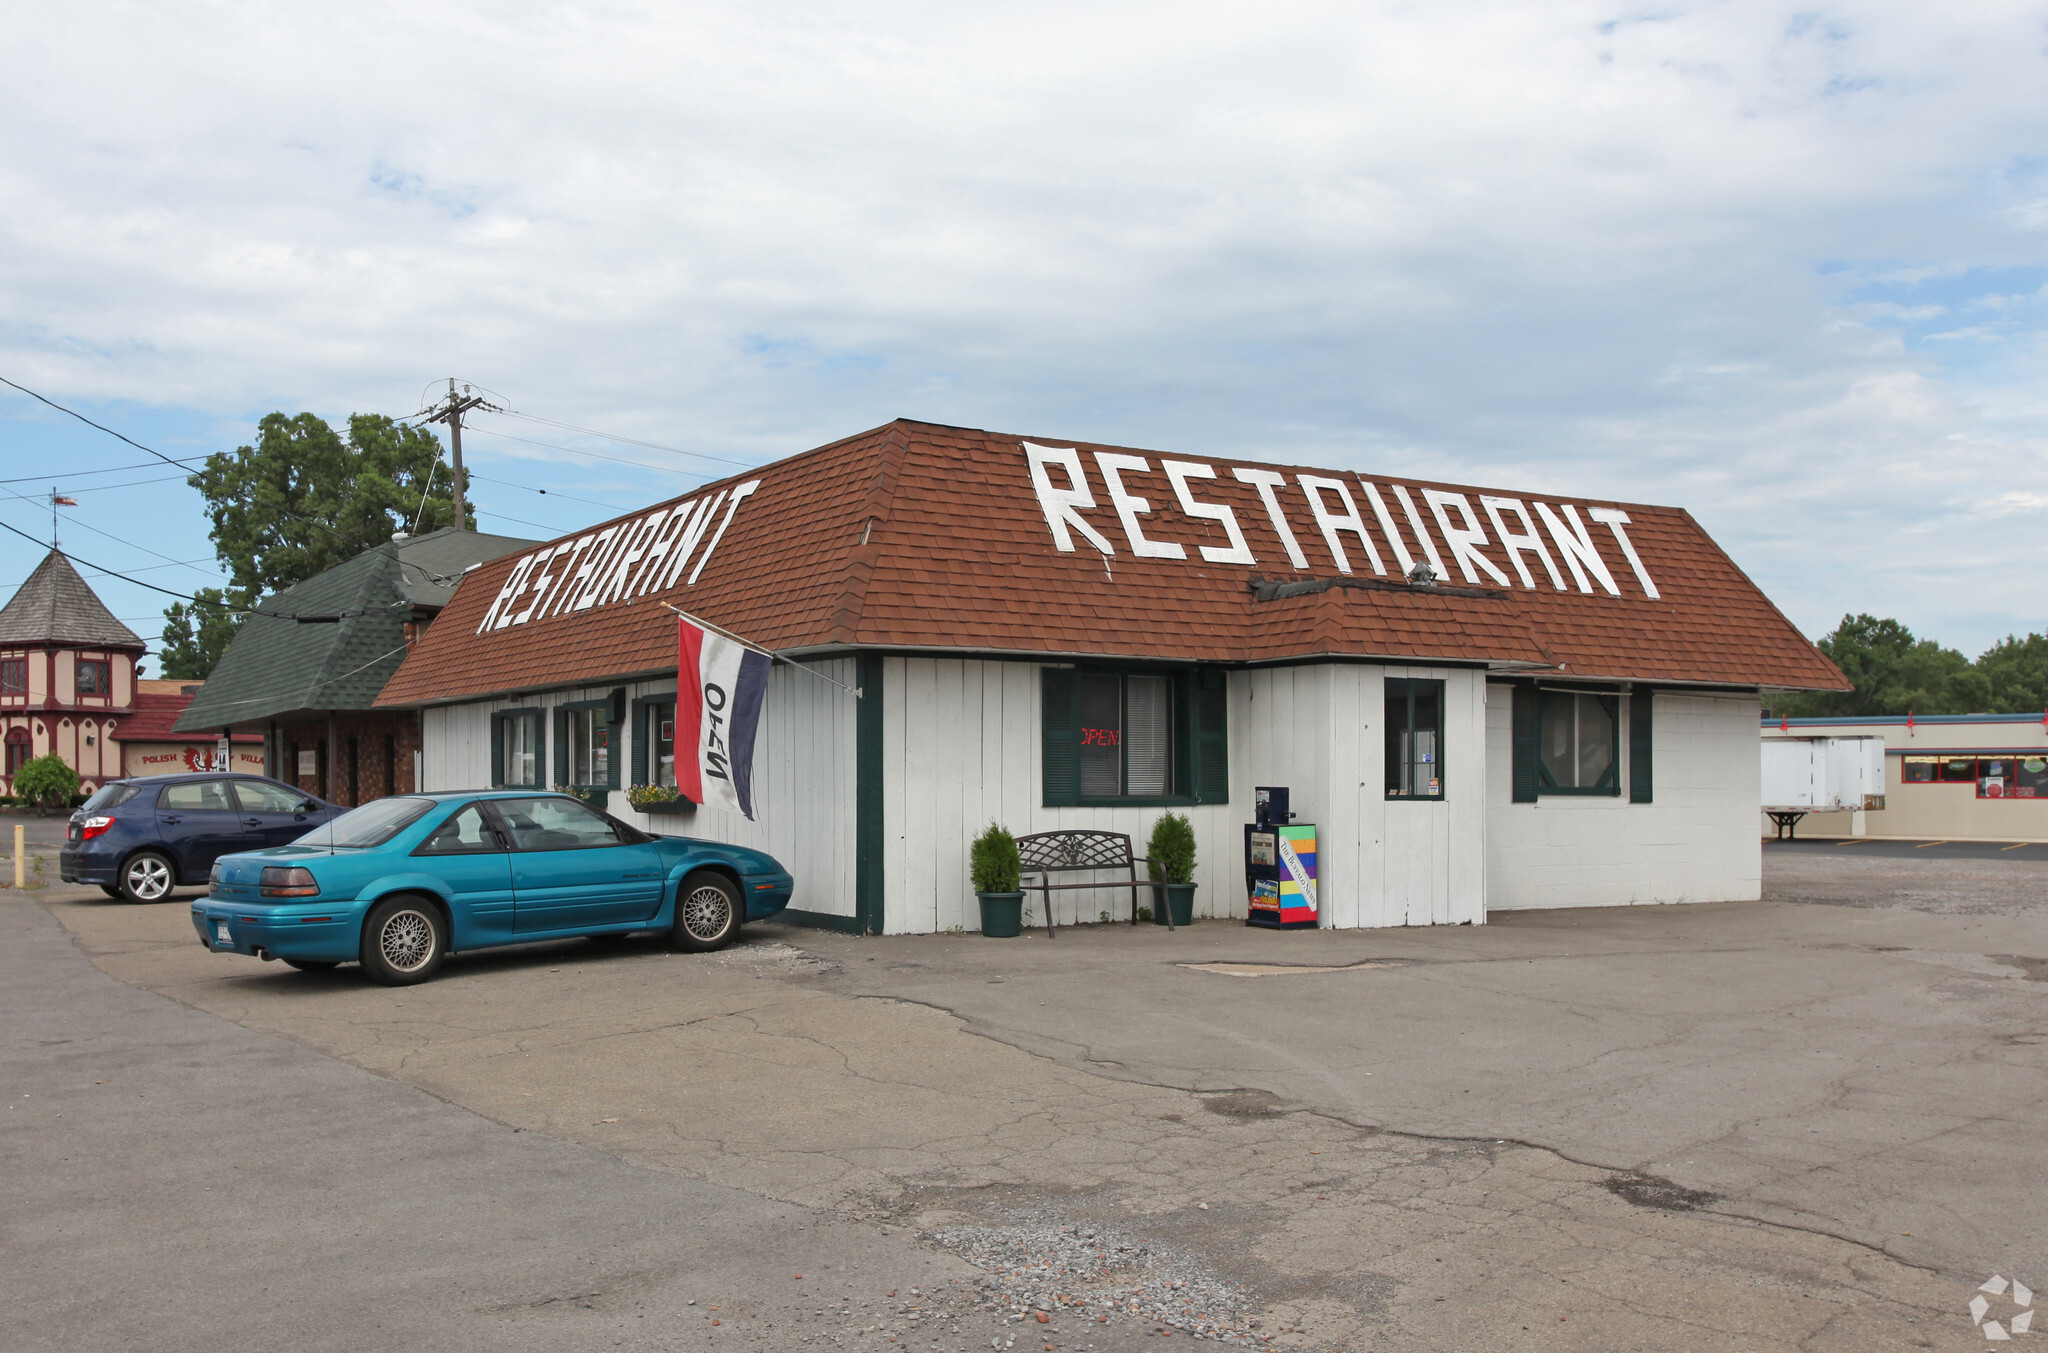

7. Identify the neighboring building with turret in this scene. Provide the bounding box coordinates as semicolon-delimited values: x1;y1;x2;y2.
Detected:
0;549;260;795
0;549;147;793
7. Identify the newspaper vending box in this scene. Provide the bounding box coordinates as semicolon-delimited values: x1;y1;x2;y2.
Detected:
1245;786;1318;929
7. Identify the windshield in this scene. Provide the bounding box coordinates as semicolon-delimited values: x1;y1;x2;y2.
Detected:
298;796;436;849
81;781;145;814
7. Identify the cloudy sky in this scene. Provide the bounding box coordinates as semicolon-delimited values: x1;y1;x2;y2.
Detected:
2;1;2045;660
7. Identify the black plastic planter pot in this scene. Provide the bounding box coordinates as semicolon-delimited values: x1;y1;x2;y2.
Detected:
977;891;1025;937
1150;883;1196;927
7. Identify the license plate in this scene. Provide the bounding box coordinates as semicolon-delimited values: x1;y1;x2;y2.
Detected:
214;920;232;945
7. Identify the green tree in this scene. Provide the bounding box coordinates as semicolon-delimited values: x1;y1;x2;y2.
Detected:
189;411;467;602
159;412;467;678
1976;632;2048;714
13;753;79;812
158;588;244;680
1775;614;1991;717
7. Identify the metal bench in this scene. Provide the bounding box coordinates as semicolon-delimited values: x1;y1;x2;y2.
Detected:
1014;829;1163;938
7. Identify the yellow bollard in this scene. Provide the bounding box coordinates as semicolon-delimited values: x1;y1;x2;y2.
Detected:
13;823;22;890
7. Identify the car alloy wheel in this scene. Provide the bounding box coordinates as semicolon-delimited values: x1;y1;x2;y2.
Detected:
672;873;740;952
121;853;173;903
377;909;436;972
360;896;447;985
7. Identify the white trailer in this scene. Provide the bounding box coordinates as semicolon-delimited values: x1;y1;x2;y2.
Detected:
1761;736;1886;838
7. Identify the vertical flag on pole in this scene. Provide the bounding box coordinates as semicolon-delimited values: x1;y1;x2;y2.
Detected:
676;615;773;819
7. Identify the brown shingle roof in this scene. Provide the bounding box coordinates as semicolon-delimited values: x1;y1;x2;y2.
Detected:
375;419;1846;707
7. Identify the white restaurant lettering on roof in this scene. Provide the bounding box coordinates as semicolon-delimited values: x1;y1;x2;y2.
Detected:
474;480;763;634
1023;442;1660;599
473;445;1665;641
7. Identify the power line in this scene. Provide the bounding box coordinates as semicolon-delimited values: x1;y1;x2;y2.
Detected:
491;409;756;470
474;506;582;536
0;373;444;552
161;639;418;713
0;458;203;485
0;374;194;470
0;484;226;579
463;424;704;480
466;470;633;513
0;514;389;622
0;555;219;610
84;556;219;576
52;471;194;494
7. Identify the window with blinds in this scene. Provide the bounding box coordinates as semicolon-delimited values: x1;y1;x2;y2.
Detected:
1043;667;1227;806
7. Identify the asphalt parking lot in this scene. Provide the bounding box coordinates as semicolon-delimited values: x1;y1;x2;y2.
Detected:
1771;835;2048;859
4;839;2043;1351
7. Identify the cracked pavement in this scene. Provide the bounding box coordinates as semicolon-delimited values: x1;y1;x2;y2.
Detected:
11;843;2045;1351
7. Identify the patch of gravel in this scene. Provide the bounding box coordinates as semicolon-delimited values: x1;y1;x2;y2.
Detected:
930;1212;1271;1346
714;938;840;976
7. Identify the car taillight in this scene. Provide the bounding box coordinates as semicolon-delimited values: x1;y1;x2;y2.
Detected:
259;866;320;898
80;816;114;840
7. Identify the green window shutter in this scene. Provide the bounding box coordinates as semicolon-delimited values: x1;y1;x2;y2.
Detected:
1511;683;1540;803
1041;667;1079;806
532;713;547;789
1192;668;1230;804
855;652;885;935
1171;671;1193;798
1629;687;1654;804
628;704;644;788
490;713;505;787
606;689;625;791
553;709;568;791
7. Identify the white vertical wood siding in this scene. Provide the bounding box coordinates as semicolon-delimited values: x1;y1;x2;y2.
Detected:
881;656;1246;934
416;658;859;921
1231;664;1487;930
1483;686;1762;909
416;660;1760;933
881;657;1483;934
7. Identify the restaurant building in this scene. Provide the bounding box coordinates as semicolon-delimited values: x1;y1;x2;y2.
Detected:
375;419;1845;933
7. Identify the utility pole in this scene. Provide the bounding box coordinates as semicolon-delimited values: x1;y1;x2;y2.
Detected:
417;379;501;532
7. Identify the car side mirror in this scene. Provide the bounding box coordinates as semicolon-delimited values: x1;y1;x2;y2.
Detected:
299;801;317;813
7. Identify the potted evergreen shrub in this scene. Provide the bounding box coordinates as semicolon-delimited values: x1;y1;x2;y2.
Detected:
1147;811;1198;927
971;822;1024;938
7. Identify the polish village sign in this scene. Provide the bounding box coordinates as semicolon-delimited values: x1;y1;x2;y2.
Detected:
1022;442;1663;600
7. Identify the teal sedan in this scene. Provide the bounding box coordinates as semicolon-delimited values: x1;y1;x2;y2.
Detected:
192;791;794;985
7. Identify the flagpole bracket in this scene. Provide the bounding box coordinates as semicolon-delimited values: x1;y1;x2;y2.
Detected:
666;603;862;699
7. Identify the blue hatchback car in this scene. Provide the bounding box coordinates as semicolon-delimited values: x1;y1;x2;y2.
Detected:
60;773;345;903
191;791;795;984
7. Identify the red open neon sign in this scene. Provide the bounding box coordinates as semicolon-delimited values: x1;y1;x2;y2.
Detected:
1081;728;1120;746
